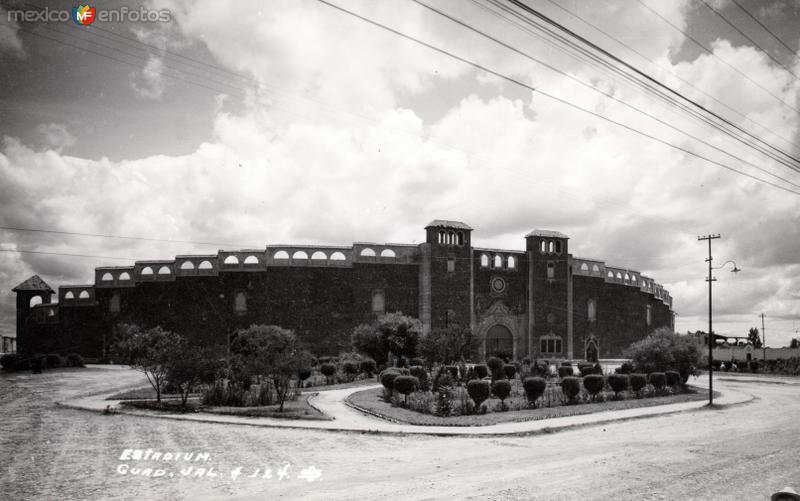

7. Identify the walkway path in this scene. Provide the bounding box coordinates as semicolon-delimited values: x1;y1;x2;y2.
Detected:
60;373;754;436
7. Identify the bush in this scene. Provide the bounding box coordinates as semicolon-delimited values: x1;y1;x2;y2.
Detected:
410;357;424;367
711;359;722;370
1;354;25;371
503;364;517;380
492;379;511;401
433;370;455;392
66;353;84;367
298;369;311;382
393;376;419;405
522;377;547;407
618;361;634;374
578;363;595;376
558;366;574;378
607;374;629;397
665;370;681;387
342;361;360;380
749;360;760;373
630;373;647;394
466;379;490;408
583;374;605;399
359;358;376;376
561;377;581;403
561;361;572;367
46;353;64;368
487;357;504;379
409;365;429;391
320;363;337;383
444;365;459;380
474;364;489;379
649;372;667;390
435;388;453;417
723;360;733;371
624;328;702;377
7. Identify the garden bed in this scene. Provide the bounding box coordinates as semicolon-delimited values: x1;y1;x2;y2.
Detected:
118;394;330;420
300;377;378;392
106;387;201;401
347;385;709;426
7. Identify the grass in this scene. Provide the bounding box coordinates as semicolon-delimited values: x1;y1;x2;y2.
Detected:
119;394;330;420
301;376;378;392
105;387;201;401
347;383;707;426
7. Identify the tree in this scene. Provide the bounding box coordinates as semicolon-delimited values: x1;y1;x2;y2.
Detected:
623;327;703;377
167;346;223;408
114;324;184;403
232;325;313;412
418;324;480;365
351;323;389;365
748;327;762;348
791;338;800;349
376;312;422;365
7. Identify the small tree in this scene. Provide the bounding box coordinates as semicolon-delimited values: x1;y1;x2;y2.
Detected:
467;379;490;409
522;377;547;408
607;374;629;398
561;376;581;404
393;375;419;406
418;324;479;365
503;364;517;380
351;323;389;365
583;374;605;401
487;357;504;381
409;365;429;391
320;363;337;384
359;358;377;377
630;373;647;395
747;327;762;349
649;372;667;392
114;324;184;403
492;379;511;410
166;346;222;408
474;364;489;379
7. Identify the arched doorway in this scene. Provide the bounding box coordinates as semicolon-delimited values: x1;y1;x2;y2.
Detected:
585;335;599;363
485;324;513;359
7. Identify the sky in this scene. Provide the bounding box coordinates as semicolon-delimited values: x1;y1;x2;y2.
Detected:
0;0;799;346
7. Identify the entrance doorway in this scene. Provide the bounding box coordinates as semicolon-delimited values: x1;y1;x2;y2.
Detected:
485;324;513;359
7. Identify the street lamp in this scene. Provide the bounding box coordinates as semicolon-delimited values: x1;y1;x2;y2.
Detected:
698;234;740;406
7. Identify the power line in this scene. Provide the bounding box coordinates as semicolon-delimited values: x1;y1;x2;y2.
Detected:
536;0;800;152
699;0;800;82
312;0;800;196
0;248;135;262
413;0;800;188
729;0;798;57
635;0;800;116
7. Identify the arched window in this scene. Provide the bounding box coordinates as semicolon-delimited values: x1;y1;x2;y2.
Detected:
580;263;589;272
101;272;113;282
507;256;516;269
360;248;376;257
119;272;131;281
624;273;630;281
646;304;653;326
273;250;289;259
540;241;546;253
607;271;614;278
371;289;385;314
198;260;213;270
438;230;445;244
587;298;596;322
29;296;42;307
109;293;120;313
494;255;503;268
78;290;90;299
158;266;172;275
224;255;239;265
456;232;464;246
244;255;259;264
292;250;309;259
141;266;154;276
380;249;396;258
64;291;75;300
448;231;455;245
480;254;489;268
311;251;327;260
180;261;195;270
330;251;346;261
555;241;562;254
234;291;247;315
630;275;637;284
548;241;555;253
616;272;623;280
592;264;600;274
547;262;555;279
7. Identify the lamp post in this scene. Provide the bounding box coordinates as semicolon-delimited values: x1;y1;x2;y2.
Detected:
698;234;740;406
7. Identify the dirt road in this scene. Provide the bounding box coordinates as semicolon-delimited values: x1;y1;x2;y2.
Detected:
1;367;797;500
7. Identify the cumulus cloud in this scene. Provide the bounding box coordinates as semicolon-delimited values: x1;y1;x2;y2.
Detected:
1;0;799;344
35;123;76;152
131;55;167;99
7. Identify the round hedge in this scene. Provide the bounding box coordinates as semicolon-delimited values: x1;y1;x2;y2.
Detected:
380;370;401;390
503;364;517;380
583;374;605;397
649;372;667;390
561;376;581;401
393;375;419;396
320;363;336;377
467;379;491;407
492;379;512;401
607;373;629;395
630;373;647;393
343;361;359;375
522;377;547;405
558;366;574;378
410;357;424;367
665;370;681;387
359;359;376;376
474;364;489;379
578;363;595;376
298;369;311;381
409;365;429;391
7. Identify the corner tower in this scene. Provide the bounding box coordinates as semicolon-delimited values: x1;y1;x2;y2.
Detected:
419;220;473;335
13;275;54;355
526;230;573;360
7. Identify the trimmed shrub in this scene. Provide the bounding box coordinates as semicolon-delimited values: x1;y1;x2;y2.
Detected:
583;374;605;400
320;363;336;384
298;369;311;382
607;374;629;397
561;361;572;367
466;379;490;408
665;370;681;387
649;372;667;390
66;353;84;367
46;353;63;368
487;357;504;379
630;373;647;394
723;360;733;371
380;370;401;400
578;363;594;376
444;365;459;380
435;388;453;417
393;376;419;405
492;379;511;401
409;365;429;391
711;359;722;370
558;366;574;378
433;370;454;392
561;376;581;403
410;357;424;367
522;377;547;407
618;361;634;374
474;364;489;379
343;361;359;377
359;358;376;377
749;360;760;373
503;364;517;380
593;362;604;375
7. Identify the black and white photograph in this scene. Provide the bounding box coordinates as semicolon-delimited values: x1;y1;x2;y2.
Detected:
1;0;799;499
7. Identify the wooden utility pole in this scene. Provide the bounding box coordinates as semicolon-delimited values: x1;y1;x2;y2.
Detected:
761;313;766;362
698;234;720;406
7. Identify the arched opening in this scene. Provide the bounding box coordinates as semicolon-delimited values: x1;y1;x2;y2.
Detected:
311;251;327;260
580;263;589;272
244;255;259;264
587;298;596;322
29;296;43;307
180;261;195;270
448;231;455;245
485;324;513;359
157;266;171;275
292;250;309;259
141;266;154;276
273;250;290;260
585;335;599;363
480;254;489;267
330;251;346;261
456;232;464;246
555;241;562;254
360;248;376;257
78;290;90;299
101;272;113;282
380;249;396;258
119;272;131;281
548;241;555;253
198;260;213;270
507;256;516;269
438;230;445;244
224;255;240;265
540;240;546;253
493;255;502;268
592;264;600;274
64;291;75;300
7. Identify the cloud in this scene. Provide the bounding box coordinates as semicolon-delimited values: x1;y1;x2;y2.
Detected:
131;55;167;99
35;123;76;152
0;6;25;57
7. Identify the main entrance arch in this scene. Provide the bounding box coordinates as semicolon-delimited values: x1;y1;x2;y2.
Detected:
585;334;599;362
485;324;514;359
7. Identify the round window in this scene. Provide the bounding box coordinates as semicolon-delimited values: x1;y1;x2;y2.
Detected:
491;277;507;294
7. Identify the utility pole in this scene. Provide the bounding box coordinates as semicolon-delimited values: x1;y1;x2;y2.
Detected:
698;234;720;406
760;313;766;362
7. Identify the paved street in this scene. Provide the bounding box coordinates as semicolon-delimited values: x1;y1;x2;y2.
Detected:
1;366;798;500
